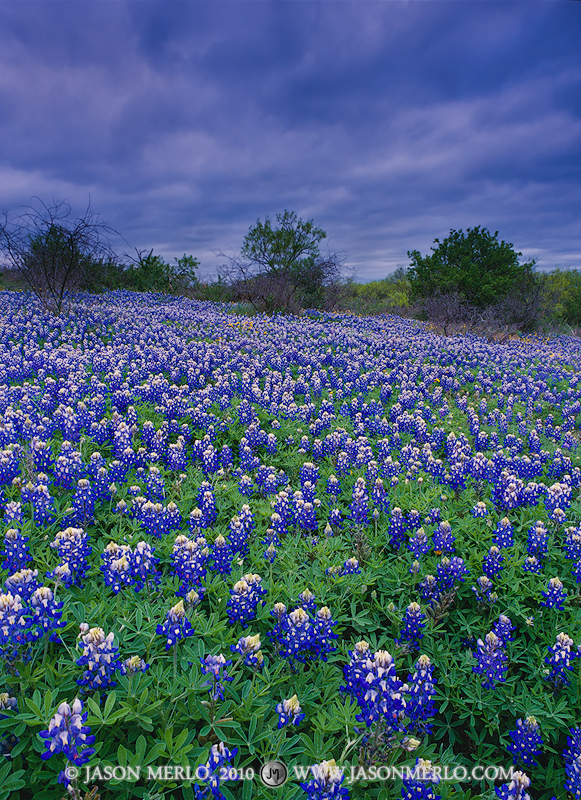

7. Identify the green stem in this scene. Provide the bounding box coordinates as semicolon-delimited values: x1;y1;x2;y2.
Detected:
173;642;178;680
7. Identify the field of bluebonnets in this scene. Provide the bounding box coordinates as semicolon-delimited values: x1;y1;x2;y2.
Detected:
1;288;581;800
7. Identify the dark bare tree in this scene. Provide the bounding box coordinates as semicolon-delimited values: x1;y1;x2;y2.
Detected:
0;198;118;314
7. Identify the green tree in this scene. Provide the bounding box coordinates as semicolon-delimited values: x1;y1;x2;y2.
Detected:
407;226;536;308
219;210;345;312
127;250;199;294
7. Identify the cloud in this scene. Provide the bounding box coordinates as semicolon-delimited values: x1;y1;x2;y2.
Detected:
0;1;579;280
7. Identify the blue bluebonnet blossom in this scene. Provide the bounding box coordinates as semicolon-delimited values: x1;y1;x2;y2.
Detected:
4;568;41;600
540;576;567;610
564;526;581;561
494;771;532;800
299;759;349;799
483;546;504;579
386;507;408;550
209;535;234;575
431;521;455;555
39;697;96;773
326;474;341;498
507;717;544;767
101;541;160;593
544;631;578;690
522;556;543;574
407;527;432;559
396;602;426;650
200;654;233;700
30;587;66;637
406;655;438;736
401;759;441;800
349;477;369;526
172;534;208;595
226;574;267;627
297;589;317;611
227;515;249;556
230;633;263;669
194;741;239;800
472;575;497;605
493;517;514;549
473;631;508;689
269;605;338;664
276;694;305;728
76;625;122;691
472;501;488;518
69;478;96;524
0;591;33;660
493;615;516;645
326;557;361;577
563;727;581;799
343;647;406;730
48;527;91;586
120;655;149;676
156;599;195;650
526;521;549;561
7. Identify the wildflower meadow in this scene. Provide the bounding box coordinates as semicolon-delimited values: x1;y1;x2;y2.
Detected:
0;288;580;800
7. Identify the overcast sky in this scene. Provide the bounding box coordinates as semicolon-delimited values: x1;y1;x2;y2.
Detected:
1;1;579;282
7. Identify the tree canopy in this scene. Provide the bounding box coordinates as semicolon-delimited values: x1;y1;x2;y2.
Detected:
407;226;536;308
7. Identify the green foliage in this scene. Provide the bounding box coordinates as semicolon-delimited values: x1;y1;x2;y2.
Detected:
543;269;581;327
407;227;536;308
339;268;411;315
126;251;200;294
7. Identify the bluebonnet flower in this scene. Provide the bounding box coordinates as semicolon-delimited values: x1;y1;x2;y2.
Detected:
349;478;369;526
48;527;91;586
436;556;469;593
120;656;149;676
346;648;406;730
209;535;234;575
194;741;239;800
3;501;23;527
238;474;254;497
276;694;305;728
406;655;438;736
493;615;516;645
30;482;57;526
300;461;320;487
4;568;41;600
227;515;249;557
401;759;441;800
69;479;96;524
0;591;33;660
298;589;317;611
483;546;504;579
230;633;263;669
328;557;360;577
30;587;66;637
299;759;349;799
200;654;233;700
396;602;426;650
494;771;532;800
298;500;318;532
408;527;432;559
326;475;341;498
329;508;343;530
564;526;581;560
432;521;455;556
172;534;208;595
472;501;488;518
472;575;497;605
226;574;267;627
544;632;578;690
493;517;514;549
473;632;508;689
540;576;567;610
39;697;96;770
156;600;195;650
76;625;122;691
522;556;543;574
269;605;338;664
526;521;549;561
387;507;408;550
507;717;543;767
371;478;390;513
563;727;581;799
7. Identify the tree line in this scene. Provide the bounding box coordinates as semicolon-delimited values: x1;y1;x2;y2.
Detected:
1;197;580;334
